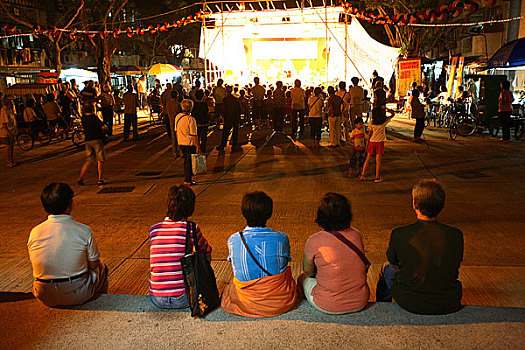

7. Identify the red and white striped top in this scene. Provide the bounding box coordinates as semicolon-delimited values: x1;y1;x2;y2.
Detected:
149;218;212;297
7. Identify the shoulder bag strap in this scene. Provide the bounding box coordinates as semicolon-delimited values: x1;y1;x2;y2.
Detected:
184;221;201;255
238;231;272;276
328;231;370;270
184;221;192;255
309;96;322;110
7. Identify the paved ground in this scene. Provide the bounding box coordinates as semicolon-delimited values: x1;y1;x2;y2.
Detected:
1;294;523;350
1;113;524;349
0;114;524;300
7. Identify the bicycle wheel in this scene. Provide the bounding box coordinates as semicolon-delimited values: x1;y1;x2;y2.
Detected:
438;111;445;128
39;130;52;145
72;130;85;147
515;120;524;140
459;115;477;136
16;132;34;151
449;120;458;140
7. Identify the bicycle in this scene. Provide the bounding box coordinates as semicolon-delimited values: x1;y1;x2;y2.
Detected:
449;102;477;140
17;117;85;151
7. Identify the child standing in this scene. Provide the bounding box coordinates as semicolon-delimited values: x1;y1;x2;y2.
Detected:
360;110;393;183
348;117;367;176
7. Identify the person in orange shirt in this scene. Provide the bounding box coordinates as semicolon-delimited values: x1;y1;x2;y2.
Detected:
498;80;514;141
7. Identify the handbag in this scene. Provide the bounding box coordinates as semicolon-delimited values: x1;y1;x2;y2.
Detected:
328;231;371;272
191;153;207;175
180;221;220;318
239;231;272;277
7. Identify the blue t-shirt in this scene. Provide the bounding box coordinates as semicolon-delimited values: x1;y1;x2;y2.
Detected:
227;226;291;282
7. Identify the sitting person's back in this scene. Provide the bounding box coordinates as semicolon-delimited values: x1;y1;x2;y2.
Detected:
376;179;463;315
300;193;369;314
221;191;296;318
27;183;108;307
149;185;211;308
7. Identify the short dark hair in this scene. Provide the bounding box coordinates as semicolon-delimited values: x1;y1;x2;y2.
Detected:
351;77;359;86
195;89;204;100
501;80;510;90
315;193;353;231
338;81;346;90
41;183;74;215
354;117;364;125
166;185;196;221
241;191;273;227
46;93;55;102
412;179;446;218
412;89;420;98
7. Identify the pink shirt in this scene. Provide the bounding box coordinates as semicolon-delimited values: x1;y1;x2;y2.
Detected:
149;219;211;297
498;90;514;112
305;228;369;312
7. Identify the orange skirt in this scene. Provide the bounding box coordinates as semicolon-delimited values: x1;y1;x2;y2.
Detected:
221;267;297;318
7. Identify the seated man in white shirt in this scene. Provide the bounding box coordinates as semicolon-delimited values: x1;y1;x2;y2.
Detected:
28;183;108;307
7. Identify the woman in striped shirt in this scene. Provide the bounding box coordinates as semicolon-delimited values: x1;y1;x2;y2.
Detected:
149;185;212;309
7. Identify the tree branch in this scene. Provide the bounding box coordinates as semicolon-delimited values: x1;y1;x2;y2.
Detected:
103;0;116;28
111;0;129;28
57;0;85;45
0;0;35;29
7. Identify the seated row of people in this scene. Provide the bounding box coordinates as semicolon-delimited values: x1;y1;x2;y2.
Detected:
28;179;463;316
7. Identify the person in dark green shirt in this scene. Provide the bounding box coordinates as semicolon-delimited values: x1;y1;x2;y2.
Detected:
376;179;463;314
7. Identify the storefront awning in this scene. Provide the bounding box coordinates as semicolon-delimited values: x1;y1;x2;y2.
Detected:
6;83;61;96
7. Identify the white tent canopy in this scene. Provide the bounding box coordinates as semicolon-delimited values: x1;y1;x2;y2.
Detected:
199;6;399;87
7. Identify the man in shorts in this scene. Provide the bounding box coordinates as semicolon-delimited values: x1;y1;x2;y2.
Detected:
77;102;107;186
251;77;266;129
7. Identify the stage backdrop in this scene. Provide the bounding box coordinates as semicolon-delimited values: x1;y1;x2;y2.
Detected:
200;6;400;87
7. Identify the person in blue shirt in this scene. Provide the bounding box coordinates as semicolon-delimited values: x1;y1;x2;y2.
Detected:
222;191;296;317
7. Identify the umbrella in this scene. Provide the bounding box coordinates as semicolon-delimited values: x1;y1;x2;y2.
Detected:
6;83;61;96
147;63;182;75
111;65;145;75
488;38;525;69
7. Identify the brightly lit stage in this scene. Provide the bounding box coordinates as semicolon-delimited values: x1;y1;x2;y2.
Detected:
199;5;399;87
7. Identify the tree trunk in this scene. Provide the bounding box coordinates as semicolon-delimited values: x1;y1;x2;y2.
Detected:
96;39;113;85
97;54;111;86
54;42;62;77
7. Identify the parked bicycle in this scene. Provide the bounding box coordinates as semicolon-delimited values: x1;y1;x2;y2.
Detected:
17;117;85;151
449;101;477;140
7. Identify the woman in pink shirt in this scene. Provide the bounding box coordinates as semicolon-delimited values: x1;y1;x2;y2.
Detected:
498;80;514;141
299;193;369;314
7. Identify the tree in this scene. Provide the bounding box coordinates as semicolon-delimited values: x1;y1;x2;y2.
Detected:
128;0;201;65
0;0;85;75
362;0;467;57
80;0;130;85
